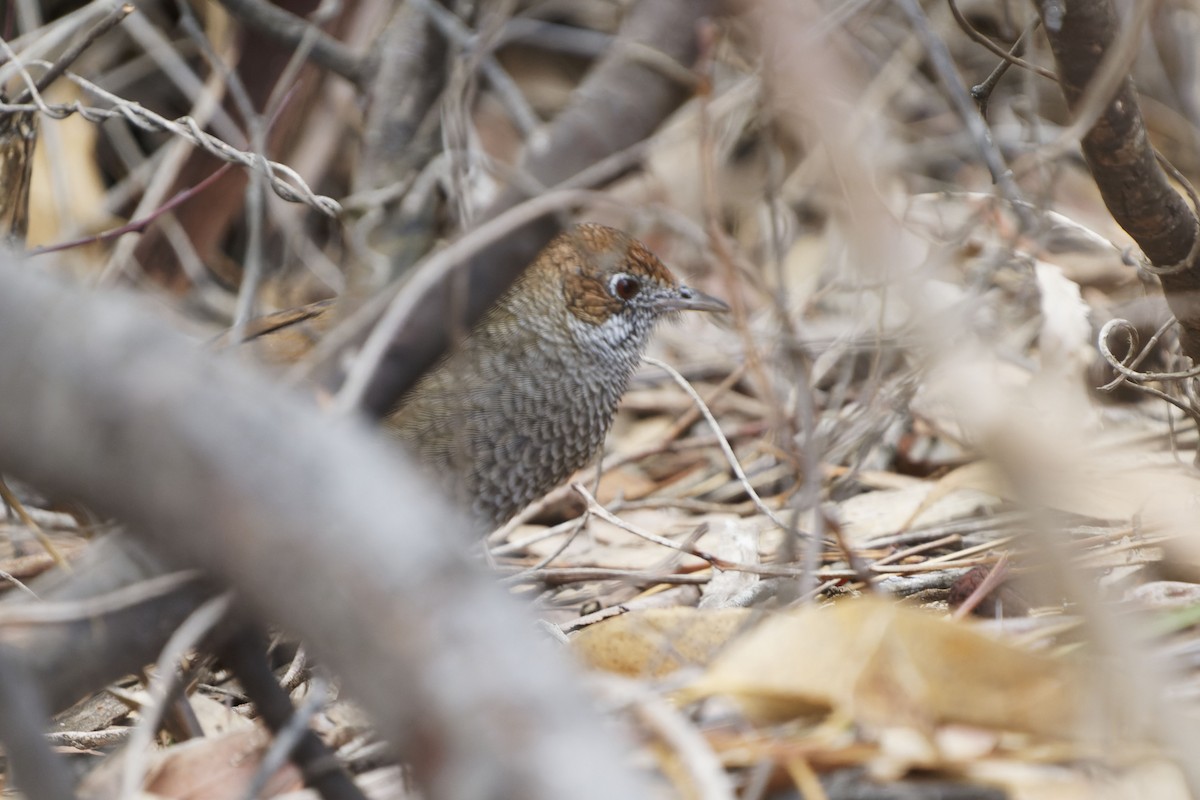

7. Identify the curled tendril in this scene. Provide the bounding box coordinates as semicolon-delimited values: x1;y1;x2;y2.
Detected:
1097;316;1200;434
1098;316;1200;389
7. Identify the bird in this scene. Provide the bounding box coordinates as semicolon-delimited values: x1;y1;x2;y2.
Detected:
386;223;728;528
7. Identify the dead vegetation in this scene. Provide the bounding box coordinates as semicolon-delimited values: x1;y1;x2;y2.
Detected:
2;0;1200;798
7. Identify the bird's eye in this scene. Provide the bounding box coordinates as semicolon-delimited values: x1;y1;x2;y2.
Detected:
612;275;641;301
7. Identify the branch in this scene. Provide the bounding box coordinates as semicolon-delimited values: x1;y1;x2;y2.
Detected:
212;0;368;85
1033;0;1200;361
0;254;653;800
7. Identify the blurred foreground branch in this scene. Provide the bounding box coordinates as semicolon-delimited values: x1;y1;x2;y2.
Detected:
0;254;652;800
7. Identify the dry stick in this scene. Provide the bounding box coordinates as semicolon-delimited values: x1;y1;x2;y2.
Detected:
0;571;198;627
969;18;1042;119
596;676;736;800
0;0;112;68
951;553;1011;620
643;357;790;530
869;534;962;567
502;514;592;580
570;484;815;581
945;0;1054;81
895;0;1033;231
821;511;875;591
1144;153;1200;278
220;628;365;800
880;534;1013;570
241;677;331;800
509;567;709;587
120;593;233;799
0;570;37;599
0;475;68;568
409;0;539;136
1097;318;1200;430
496;18;611;58
11;2;134;104
29;163;233;256
1098;317;1200;383
47;726;131;748
661;363;747;444
213;0;366;84
491;513;579;556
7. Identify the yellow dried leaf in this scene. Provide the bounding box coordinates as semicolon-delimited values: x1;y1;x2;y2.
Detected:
573;607;754;678
688;597;1079;738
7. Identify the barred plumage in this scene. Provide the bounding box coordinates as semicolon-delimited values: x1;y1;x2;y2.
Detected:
387;224;727;528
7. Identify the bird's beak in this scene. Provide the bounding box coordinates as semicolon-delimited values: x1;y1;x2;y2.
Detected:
661;285;730;313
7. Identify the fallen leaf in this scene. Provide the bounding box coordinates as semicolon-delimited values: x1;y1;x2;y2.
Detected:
688;597;1079;738
573;607;754;677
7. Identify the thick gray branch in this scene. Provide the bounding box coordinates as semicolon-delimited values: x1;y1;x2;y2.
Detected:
0;255;651;800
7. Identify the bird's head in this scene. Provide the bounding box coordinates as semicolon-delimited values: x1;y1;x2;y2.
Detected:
521;223;727;357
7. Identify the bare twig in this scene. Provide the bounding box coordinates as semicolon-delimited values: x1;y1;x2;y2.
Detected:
945;0;1053;81
643;357;790;530
11;2;134;104
213;0;367;84
28;163;233;256
220;628;365;800
595;676;737;800
0;475;68;568
120;593;233;798
896;0;1033;230
410;0;539;135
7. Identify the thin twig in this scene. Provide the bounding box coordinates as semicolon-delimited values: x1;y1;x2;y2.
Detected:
410;0;540;135
570;484;825;581
213;0;367;84
240;678;330;800
120;594;233;799
595;676;737;800
945;0;1054;81
13;3;134;104
896;0;1033;230
642;357;790;530
28;163;233;256
0;475;68;568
